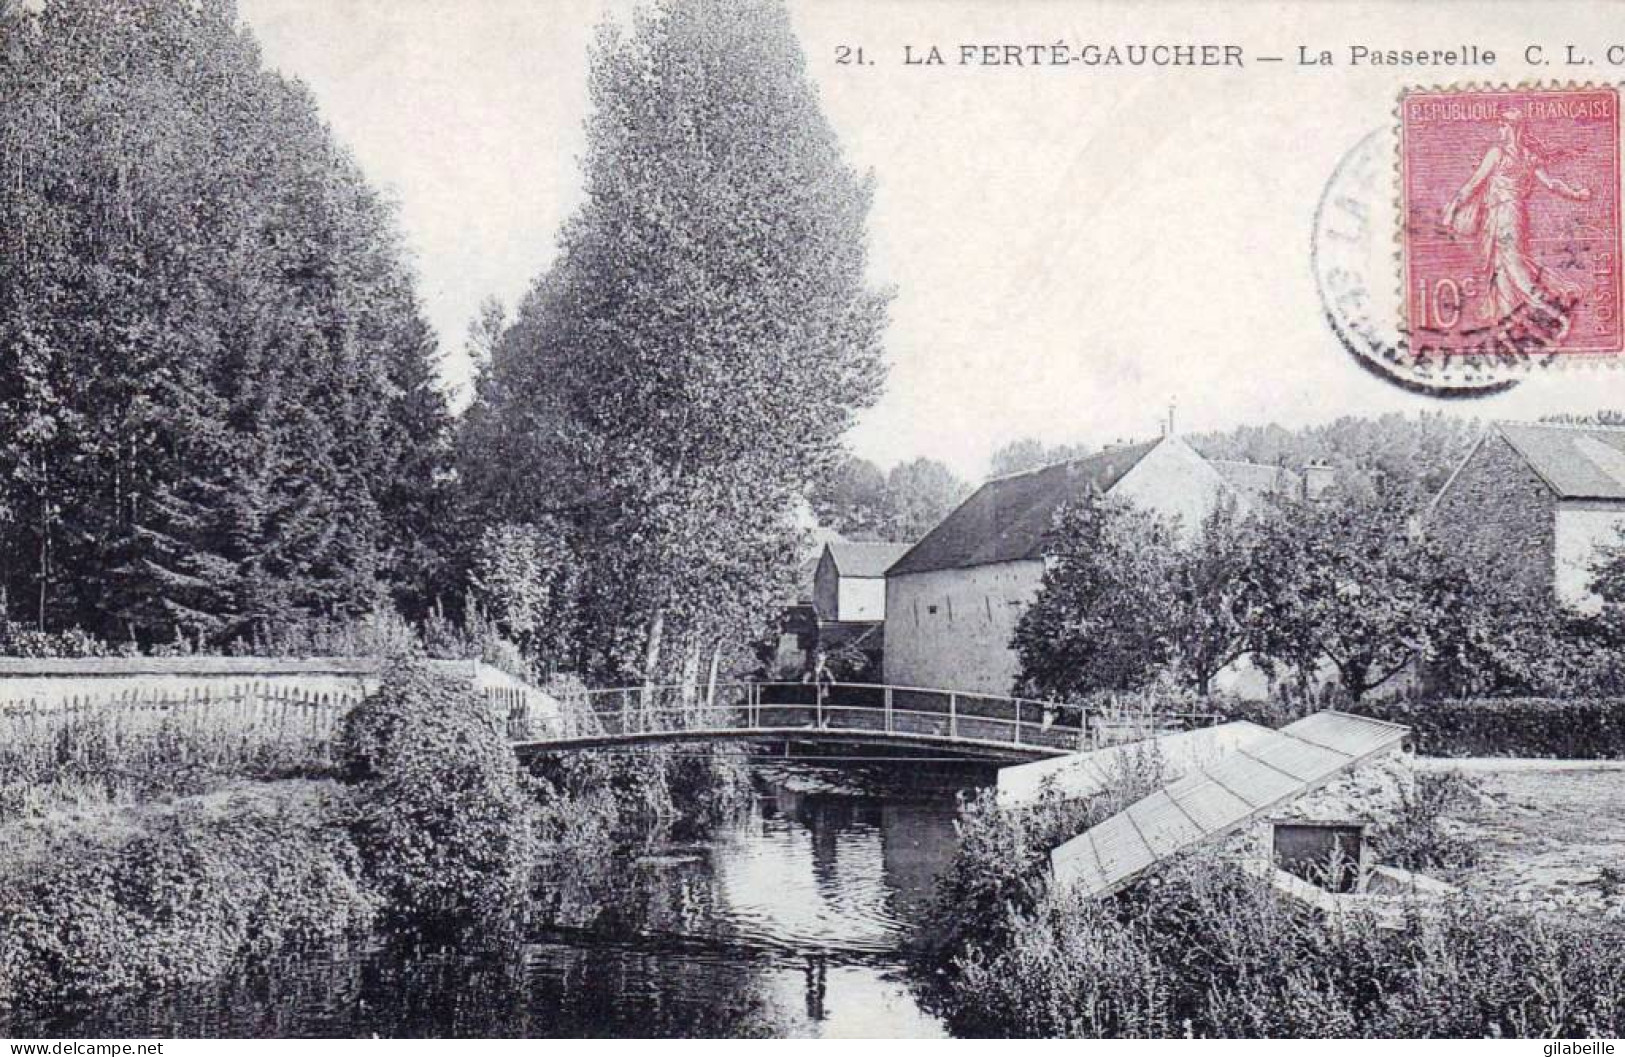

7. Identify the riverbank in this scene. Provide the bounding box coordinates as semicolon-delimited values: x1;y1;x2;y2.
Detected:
0;780;379;1010
0;662;757;1024
917;760;1625;1038
1419;758;1625;918
2;761;986;1038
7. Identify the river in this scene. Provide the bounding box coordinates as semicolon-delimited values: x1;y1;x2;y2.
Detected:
13;760;992;1038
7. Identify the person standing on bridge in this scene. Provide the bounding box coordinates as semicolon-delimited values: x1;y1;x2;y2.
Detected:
803;648;835;725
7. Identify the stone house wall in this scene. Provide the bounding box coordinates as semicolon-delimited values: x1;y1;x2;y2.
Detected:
813;549;839;620
883;560;1044;695
836;576;887;621
1427;433;1559;598
1111;435;1237;535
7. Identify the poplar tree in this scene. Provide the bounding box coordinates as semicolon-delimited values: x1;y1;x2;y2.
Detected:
463;0;890;683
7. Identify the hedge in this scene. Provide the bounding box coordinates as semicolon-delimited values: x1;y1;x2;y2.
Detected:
1352;697;1625;759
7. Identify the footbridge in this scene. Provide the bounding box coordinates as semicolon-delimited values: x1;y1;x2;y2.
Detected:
510;682;1222;763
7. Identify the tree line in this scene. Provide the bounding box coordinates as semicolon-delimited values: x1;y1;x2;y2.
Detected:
0;0;890;691
1013;483;1625;704
10;0;1614;702
988;411;1483;495
808;455;970;541
0;0;452;648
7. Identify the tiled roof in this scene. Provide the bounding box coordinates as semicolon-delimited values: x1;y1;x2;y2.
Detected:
1209;460;1302;507
1496;422;1625;500
1049;711;1410;899
887;440;1162;576
825;541;912;578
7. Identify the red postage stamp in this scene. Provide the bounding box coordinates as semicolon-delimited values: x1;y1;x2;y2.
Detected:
1399;85;1622;363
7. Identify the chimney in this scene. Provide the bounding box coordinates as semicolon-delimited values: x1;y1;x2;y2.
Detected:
1303;460;1336;501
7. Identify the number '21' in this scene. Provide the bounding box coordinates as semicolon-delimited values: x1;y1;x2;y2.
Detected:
835;46;870;66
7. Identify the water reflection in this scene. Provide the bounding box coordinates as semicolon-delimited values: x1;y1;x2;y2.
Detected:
8;760;988;1039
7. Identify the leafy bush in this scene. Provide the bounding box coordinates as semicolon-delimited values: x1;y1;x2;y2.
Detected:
0;782;377;1013
337;661;537;921
1013;495;1180;699
921;748;1167;968
1355;697;1625;759
0;622;123;658
468;520;579;676
937;857;1625;1038
1373;769;1480;872
525;743;753;850
522;677;753;850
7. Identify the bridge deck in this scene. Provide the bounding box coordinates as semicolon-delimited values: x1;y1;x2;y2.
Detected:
506;682;1221;761
513;724;1069;761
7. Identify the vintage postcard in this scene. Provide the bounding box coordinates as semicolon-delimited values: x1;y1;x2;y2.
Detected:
4;0;1625;1046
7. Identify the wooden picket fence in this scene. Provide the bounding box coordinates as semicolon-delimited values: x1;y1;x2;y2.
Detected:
0;681;360;734
0;679;550;751
0;682;363;782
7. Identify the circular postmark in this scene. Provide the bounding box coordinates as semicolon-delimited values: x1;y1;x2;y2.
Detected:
1311;128;1526;396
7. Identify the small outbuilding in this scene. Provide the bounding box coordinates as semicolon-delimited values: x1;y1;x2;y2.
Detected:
1428;420;1625;609
1047;711;1453;918
812;541;912;623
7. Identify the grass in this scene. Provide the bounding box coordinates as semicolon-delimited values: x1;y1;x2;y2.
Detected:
0;694;340;822
1424;759;1625;918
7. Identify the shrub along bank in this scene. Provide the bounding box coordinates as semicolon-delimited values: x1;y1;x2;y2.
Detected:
338;662;538;921
936;858;1625;1038
0;781;378;1014
921;764;1625;1038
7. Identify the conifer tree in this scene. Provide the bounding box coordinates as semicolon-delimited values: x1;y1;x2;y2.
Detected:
0;0;452;646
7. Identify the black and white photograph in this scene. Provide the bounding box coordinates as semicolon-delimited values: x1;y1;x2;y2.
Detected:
2;0;1625;1044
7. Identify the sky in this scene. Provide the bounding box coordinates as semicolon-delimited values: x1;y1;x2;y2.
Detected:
235;0;1625;480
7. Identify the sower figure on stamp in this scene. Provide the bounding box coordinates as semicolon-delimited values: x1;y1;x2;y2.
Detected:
1442;109;1592;330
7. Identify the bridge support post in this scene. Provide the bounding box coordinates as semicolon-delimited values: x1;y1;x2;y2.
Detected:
884;686;893;734
1015;700;1022;746
949;693;957;739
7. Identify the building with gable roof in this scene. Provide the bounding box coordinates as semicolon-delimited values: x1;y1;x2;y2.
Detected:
882;435;1294;696
812;541;913;622
1428;421;1625;608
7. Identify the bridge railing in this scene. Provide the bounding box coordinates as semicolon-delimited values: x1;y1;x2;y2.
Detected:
514;681;1223;752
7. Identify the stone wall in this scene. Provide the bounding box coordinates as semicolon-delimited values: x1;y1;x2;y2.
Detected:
1227;744;1415;868
0;656;557;722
